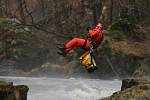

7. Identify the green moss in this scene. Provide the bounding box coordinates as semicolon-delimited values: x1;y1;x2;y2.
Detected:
102;40;114;56
0;81;13;89
110;30;124;41
0;81;29;100
0;18;10;30
101;78;150;100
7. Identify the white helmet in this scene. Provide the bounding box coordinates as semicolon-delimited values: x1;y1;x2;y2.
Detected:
96;23;103;29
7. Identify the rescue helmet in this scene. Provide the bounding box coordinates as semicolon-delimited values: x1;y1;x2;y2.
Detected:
96;23;103;30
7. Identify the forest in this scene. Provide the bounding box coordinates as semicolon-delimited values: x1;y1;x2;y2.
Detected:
0;0;149;77
0;0;150;100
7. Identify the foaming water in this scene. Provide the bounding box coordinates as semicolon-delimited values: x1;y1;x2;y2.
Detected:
0;76;121;100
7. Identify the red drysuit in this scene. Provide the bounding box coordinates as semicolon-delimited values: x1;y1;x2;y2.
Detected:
65;24;104;54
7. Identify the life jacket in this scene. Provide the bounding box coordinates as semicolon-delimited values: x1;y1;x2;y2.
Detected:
82;28;103;50
89;28;104;48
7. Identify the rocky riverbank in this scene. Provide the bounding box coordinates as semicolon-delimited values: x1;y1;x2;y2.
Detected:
101;78;150;100
0;80;28;100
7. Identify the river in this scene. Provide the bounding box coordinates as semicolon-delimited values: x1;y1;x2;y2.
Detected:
0;76;121;100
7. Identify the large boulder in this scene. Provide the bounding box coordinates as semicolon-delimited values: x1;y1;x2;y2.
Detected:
0;81;29;100
101;78;150;100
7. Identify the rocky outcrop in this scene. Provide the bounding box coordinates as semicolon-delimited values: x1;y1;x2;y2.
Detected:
0;81;29;100
101;78;150;100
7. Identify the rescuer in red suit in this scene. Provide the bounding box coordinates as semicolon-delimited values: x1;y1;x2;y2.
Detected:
57;23;104;57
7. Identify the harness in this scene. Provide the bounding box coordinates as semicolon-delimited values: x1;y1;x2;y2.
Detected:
81;38;94;65
89;44;94;65
82;38;88;51
82;38;96;50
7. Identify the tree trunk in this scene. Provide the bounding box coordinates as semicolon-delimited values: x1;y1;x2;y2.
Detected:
18;0;26;24
110;0;113;24
146;0;149;12
0;0;2;16
38;0;45;17
81;0;85;17
92;0;102;25
92;6;97;26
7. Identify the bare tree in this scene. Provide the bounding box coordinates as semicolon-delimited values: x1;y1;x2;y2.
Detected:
17;0;26;24
110;0;113;23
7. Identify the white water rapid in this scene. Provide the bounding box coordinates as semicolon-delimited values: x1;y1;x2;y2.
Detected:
0;76;121;100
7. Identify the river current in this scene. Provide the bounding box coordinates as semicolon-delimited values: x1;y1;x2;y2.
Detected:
0;76;121;100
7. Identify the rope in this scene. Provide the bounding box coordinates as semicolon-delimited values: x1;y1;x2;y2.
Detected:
104;54;120;79
90;44;94;65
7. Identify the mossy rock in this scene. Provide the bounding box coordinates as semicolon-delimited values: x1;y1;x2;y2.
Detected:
0;81;13;86
15;85;29;100
101;78;150;100
0;81;13;90
0;81;29;100
121;78;150;91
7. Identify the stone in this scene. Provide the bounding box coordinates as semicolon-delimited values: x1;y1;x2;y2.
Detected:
0;81;29;100
101;78;150;100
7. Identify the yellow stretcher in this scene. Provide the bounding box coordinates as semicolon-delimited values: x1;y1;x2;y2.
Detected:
79;51;96;70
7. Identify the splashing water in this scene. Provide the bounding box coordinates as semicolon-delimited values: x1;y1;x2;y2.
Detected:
0;76;121;100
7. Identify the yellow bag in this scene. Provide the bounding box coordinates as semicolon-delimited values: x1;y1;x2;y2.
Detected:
80;51;96;69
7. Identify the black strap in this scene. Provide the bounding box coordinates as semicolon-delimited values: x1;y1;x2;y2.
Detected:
82;39;88;51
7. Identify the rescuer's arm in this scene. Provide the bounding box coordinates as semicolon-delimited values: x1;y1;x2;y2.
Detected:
88;29;99;41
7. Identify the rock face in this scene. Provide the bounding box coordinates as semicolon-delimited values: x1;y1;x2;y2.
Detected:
101;78;150;100
0;81;29;100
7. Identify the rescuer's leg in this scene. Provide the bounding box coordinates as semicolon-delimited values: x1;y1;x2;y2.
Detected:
57;38;90;56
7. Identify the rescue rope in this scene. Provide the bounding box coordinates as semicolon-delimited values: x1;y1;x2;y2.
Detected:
90;44;94;65
104;54;120;79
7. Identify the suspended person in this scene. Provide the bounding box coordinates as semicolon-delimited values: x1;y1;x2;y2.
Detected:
57;23;104;72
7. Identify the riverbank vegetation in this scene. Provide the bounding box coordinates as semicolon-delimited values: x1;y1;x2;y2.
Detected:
0;0;149;78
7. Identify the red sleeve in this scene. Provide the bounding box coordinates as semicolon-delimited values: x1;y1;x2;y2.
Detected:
88;29;99;39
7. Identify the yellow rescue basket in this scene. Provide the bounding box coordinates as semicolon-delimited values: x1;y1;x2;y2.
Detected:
79;51;96;70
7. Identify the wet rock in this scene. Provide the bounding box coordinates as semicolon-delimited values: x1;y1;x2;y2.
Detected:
101;78;150;100
0;81;29;100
